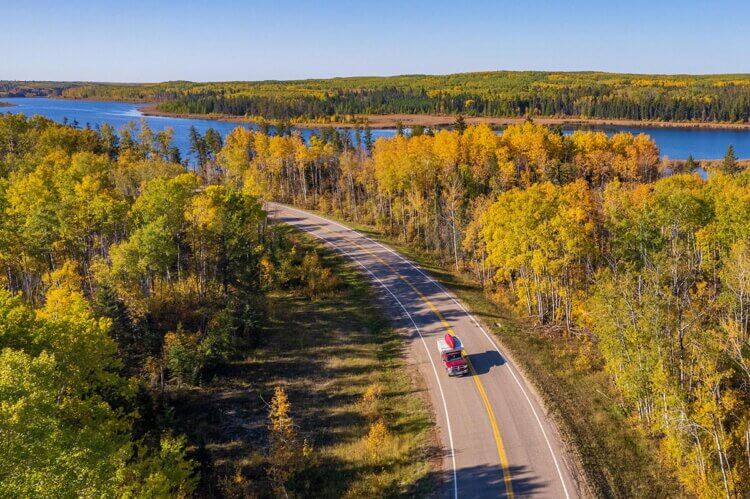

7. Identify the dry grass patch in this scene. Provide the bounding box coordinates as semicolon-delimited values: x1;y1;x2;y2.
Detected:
166;226;439;497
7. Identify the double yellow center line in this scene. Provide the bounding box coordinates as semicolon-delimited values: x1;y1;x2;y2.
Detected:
321;225;515;498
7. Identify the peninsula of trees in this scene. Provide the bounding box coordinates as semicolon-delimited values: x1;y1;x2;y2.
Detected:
6;71;750;124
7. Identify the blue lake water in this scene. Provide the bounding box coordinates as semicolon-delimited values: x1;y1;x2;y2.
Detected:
561;124;750;160
3;97;750;161
0;97;396;163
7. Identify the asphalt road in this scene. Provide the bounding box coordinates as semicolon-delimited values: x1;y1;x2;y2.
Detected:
267;202;581;499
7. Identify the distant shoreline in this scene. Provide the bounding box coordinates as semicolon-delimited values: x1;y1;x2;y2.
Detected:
6;96;750;130
1;98;746;160
138;104;750;131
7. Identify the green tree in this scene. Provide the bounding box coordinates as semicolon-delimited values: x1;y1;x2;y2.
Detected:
363;124;373;150
721;144;739;174
395;120;405;137
0;289;196;497
0;348;131;498
189;126;208;173
204;127;223;156
98;122;119;160
684;154;697;172
453;114;467;135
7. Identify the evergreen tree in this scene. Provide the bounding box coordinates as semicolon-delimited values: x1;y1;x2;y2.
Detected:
258;119;270;136
453;114;467;135
169;146;181;164
685;154;697;172
204;128;223;156
721;144;739;174
363;124;373;151
97;123;119;160
188;126;208;172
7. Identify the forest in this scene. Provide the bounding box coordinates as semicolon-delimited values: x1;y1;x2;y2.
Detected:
6;71;750;122
0;113;276;496
2;109;749;497
0;114;437;497
0;81;80;98
44;71;750;123
208;120;750;497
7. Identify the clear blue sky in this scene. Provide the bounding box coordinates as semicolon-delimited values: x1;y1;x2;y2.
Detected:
4;0;750;82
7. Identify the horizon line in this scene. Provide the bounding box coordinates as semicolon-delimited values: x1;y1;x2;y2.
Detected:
5;68;750;85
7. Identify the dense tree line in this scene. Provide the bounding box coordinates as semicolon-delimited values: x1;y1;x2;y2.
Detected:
0;81;80;98
39;71;750;123
153;84;750;123
214;121;750;496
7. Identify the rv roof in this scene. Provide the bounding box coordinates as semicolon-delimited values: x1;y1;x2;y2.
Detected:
437;336;463;353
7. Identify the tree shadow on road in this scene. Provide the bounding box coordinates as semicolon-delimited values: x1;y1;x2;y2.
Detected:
467;350;506;375
419;462;547;498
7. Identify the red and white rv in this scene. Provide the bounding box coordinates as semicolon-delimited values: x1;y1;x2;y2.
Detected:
437;333;469;376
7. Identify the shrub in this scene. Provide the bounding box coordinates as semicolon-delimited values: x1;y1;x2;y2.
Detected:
360;383;383;422
164;328;202;385
366;419;391;463
299;252;339;299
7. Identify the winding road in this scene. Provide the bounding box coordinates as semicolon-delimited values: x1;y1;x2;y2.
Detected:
267;202;581;499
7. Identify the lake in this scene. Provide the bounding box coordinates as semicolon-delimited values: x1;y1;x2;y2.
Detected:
3;97;750;161
0;97;396;162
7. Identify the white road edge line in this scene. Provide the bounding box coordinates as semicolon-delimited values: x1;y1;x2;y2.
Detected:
270;207;459;499
277;203;572;499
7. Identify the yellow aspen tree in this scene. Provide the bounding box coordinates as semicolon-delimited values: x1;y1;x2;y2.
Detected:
267;386;300;496
366;418;390;463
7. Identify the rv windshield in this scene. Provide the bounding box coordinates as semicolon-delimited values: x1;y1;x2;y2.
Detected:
446;352;463;362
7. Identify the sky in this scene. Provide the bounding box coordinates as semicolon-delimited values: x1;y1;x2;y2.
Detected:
3;0;750;82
